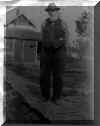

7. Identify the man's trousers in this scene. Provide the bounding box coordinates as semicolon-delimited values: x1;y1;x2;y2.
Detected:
40;46;66;100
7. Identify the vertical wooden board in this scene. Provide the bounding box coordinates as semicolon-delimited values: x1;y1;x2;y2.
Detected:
14;39;23;64
23;40;36;64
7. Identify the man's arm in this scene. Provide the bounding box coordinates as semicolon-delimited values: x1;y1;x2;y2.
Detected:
40;21;46;41
40;21;45;41
62;20;70;45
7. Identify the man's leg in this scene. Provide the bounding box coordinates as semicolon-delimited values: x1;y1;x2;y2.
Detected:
52;47;66;101
52;72;63;101
40;50;51;100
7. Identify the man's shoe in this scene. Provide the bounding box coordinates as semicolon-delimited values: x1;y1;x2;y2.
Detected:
51;97;62;105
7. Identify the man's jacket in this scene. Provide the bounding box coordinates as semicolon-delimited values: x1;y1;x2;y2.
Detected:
41;18;69;49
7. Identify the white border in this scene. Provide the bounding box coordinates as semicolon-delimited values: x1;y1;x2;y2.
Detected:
0;0;98;125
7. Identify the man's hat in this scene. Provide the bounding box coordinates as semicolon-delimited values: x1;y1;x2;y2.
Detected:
81;11;88;19
45;3;60;12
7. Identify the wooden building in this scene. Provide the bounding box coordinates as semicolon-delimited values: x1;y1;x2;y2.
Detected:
5;13;41;66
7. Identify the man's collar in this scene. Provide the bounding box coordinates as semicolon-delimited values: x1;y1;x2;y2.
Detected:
47;17;61;23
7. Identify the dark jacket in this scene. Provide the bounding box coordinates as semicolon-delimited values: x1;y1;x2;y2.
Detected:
41;18;69;49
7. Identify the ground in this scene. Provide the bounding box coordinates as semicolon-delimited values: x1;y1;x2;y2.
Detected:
4;56;93;124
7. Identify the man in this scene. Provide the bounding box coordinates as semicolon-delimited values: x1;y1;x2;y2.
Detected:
40;3;69;104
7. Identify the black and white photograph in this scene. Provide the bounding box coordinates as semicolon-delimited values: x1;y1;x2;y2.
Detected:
4;3;94;124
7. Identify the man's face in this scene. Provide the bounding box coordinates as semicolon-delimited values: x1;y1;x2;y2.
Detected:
48;10;59;19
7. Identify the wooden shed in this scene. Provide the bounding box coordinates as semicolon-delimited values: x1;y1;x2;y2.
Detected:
5;25;41;66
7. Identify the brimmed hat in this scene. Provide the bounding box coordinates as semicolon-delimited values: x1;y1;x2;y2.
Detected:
45;3;60;12
81;11;88;19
